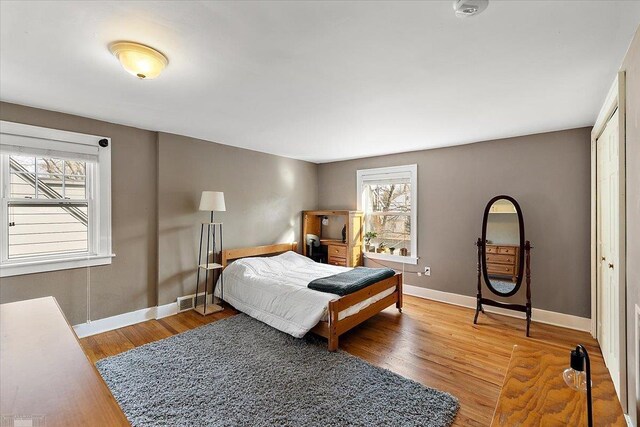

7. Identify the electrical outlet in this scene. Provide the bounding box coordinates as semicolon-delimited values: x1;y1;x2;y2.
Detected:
424;267;431;276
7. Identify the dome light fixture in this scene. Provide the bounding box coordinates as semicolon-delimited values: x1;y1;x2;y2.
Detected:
109;41;168;80
453;0;489;18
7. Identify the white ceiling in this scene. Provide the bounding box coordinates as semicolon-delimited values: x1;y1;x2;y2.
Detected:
1;1;639;163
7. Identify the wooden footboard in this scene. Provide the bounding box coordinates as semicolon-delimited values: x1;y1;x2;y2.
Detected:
220;242;403;352
310;272;403;351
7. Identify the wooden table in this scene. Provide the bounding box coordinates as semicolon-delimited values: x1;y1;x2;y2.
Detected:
492;344;626;426
1;297;129;426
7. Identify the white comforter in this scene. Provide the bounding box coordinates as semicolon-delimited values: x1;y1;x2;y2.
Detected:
214;251;393;338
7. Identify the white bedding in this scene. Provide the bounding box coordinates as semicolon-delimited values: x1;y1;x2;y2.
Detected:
214;251;394;338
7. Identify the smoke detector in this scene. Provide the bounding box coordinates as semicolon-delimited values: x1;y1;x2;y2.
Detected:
453;0;489;18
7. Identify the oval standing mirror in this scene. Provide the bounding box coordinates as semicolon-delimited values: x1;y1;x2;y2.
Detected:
481;196;524;297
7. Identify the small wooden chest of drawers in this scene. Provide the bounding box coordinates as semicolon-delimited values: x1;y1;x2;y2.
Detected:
486;244;519;280
328;244;347;266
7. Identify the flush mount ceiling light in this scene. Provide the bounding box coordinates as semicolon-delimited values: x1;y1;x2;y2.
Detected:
108;41;168;79
453;0;489;18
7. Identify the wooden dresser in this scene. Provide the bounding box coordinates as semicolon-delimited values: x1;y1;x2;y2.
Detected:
486;244;520;281
492;345;626;426
302;210;363;267
0;297;129;426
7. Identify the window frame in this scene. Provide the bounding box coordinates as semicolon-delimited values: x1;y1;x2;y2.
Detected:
0;121;113;277
357;164;418;265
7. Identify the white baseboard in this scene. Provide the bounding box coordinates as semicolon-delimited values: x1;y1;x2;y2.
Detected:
156;301;179;319
73;306;158;338
73;285;590;339
73;301;179;338
403;284;591;332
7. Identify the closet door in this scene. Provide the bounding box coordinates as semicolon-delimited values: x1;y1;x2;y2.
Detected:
596;108;622;398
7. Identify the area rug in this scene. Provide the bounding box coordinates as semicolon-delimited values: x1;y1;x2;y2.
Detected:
96;314;459;427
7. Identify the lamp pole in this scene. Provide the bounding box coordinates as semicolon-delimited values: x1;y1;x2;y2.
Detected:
571;345;593;427
579;345;593;427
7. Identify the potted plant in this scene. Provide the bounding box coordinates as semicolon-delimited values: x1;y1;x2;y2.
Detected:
376;242;386;253
364;231;377;252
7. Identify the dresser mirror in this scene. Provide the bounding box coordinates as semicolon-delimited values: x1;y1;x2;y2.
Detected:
482;197;524;296
474;195;532;336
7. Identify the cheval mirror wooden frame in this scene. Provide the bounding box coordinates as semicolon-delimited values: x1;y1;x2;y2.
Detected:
474;195;533;336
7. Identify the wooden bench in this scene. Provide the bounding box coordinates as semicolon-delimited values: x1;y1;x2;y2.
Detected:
0;297;129;426
492;344;625;426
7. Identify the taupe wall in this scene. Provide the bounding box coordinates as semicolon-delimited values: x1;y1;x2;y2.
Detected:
0;103;319;323
318;128;592;318
157;132;318;305
0;105;596;322
0;102;158;325
622;27;640;426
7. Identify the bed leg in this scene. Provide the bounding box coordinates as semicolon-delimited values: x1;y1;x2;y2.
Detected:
328;300;338;352
395;274;403;313
328;333;338;352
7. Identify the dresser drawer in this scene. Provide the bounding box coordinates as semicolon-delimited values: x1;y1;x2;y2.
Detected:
487;263;515;275
486;254;515;264
486;245;498;254
328;244;347;258
498;246;517;255
328;255;347;267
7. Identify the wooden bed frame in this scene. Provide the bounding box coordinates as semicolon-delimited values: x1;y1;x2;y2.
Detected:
221;242;403;351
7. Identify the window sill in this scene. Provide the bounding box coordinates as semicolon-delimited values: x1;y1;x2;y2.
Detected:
0;253;115;278
364;252;418;265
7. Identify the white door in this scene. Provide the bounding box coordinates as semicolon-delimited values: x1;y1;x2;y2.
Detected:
596;108;621;397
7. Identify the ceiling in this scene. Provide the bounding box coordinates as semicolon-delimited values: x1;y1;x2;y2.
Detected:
1;1;638;163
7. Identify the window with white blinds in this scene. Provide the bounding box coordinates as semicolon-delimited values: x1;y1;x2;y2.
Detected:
0;121;113;277
357;164;418;265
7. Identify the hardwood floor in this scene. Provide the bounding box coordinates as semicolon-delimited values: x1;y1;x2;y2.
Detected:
80;295;604;426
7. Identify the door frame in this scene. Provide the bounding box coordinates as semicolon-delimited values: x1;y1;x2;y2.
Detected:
590;70;627;411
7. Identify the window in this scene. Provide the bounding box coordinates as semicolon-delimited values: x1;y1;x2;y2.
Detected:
357;164;417;265
0;121;112;277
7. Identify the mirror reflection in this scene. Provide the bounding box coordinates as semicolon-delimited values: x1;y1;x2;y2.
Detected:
485;199;520;295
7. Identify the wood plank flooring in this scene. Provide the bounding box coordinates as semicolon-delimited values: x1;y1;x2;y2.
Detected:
80;296;605;426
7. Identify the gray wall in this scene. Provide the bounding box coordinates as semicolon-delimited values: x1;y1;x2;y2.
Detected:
0;104;319;322
622;27;640;427
157;132;318;305
0;102;158;325
318;128;592;318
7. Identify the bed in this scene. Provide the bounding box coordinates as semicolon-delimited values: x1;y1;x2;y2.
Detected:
217;242;402;351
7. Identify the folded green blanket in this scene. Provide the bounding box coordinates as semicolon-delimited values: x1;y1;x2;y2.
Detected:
308;267;396;296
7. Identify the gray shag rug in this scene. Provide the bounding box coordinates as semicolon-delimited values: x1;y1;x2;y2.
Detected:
491;279;517;294
96;314;459;427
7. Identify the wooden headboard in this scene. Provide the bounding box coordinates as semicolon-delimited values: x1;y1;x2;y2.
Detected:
222;242;298;267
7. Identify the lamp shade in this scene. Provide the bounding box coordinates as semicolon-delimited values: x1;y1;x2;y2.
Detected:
199;191;226;212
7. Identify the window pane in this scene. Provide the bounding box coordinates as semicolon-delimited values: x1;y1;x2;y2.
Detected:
9;155;35;173
362;180;412;256
64;177;86;199
36;157;64;174
364;214;412;256
8;203;89;258
36;174;64;199
364;182;411;214
10;173;36;198
65;160;86;176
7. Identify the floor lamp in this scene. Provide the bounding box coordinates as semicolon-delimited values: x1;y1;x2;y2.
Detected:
194;191;226;315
